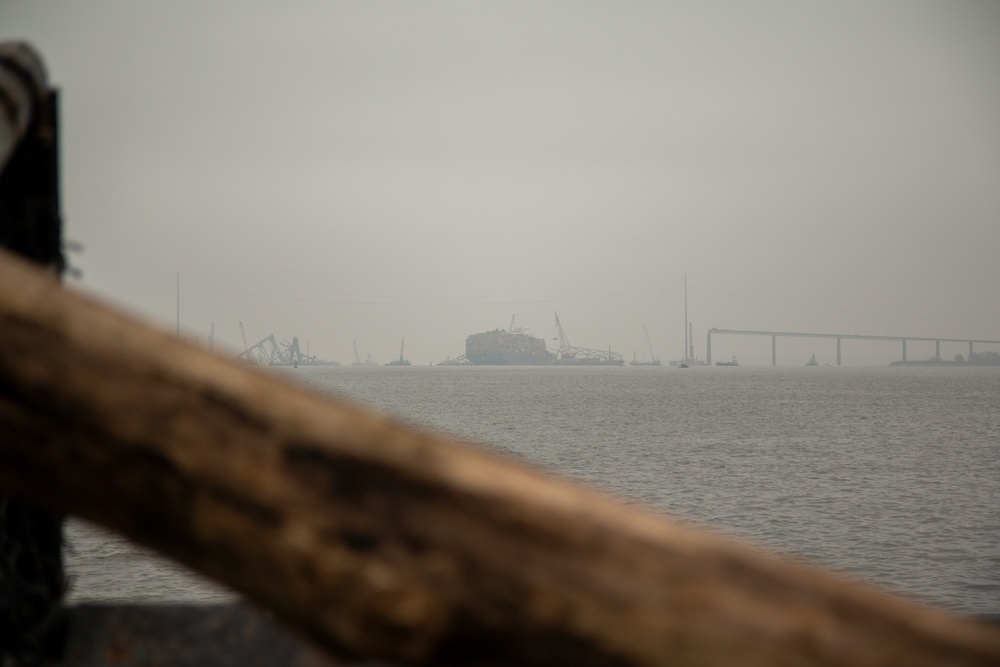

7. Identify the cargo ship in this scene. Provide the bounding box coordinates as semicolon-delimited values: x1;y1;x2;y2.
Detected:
465;327;553;365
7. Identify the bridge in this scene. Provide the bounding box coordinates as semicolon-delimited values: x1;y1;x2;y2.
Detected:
705;328;1000;366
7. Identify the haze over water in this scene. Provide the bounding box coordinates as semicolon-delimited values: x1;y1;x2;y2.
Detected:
4;2;999;366
68;365;1000;620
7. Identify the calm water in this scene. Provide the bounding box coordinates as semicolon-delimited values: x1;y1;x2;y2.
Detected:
66;365;1000;618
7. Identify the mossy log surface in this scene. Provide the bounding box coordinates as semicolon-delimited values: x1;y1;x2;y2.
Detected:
1;250;998;666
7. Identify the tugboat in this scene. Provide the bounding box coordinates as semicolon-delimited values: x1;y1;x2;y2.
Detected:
807;352;819;366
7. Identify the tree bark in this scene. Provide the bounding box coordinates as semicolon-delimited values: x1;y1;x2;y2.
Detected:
0;249;998;666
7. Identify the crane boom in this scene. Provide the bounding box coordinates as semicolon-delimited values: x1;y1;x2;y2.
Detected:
239;321;249;356
554;312;571;351
643;325;657;362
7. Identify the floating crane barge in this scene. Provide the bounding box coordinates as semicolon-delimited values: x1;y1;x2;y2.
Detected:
553;312;625;366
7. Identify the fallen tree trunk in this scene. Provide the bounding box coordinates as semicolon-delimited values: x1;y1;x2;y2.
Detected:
59;604;344;667
0;40;69;667
0;249;998;666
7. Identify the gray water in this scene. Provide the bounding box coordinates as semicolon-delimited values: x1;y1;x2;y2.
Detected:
66;365;1000;618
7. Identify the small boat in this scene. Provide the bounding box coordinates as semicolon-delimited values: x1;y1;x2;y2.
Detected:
715;356;739;367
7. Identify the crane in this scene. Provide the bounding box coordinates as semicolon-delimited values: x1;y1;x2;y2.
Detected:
629;325;662;365
239;321;249;357
506;314;528;335
352;341;375;366
553;312;625;365
386;338;411;366
643;325;659;363
554;312;572;353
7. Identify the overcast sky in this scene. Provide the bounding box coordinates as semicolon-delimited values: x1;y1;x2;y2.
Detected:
4;1;999;365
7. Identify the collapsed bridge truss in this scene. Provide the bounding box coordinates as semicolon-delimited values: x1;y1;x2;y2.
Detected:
237;334;316;366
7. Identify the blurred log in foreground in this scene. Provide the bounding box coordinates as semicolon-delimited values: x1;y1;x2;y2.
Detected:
0;249;999;666
59;604;349;667
2;37;995;667
0;40;67;666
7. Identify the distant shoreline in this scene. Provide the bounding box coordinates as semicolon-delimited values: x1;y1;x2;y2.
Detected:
889;360;1000;367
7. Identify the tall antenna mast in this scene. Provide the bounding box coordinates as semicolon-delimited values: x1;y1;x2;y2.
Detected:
683;274;688;362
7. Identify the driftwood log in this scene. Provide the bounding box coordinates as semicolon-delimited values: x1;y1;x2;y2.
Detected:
0;250;998;666
0;40;68;666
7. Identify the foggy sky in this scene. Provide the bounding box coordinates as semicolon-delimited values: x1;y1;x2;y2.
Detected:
4;1;999;365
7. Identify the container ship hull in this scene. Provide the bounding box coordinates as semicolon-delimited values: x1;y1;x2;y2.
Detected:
466;330;552;365
467;352;547;365
555;356;625;366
